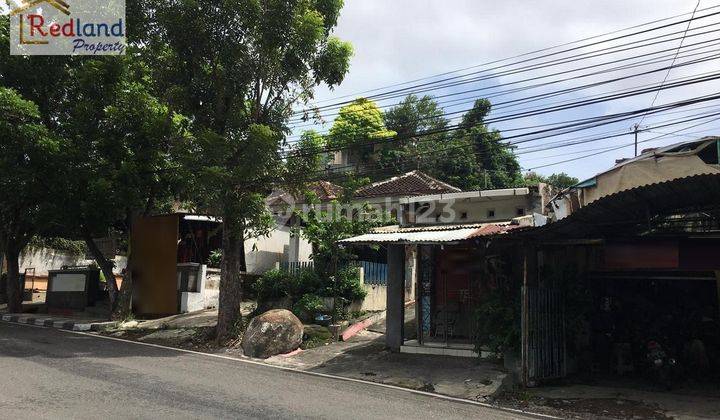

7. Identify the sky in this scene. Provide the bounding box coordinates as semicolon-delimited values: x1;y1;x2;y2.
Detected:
293;0;720;181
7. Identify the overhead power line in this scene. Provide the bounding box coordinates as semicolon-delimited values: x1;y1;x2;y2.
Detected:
294;8;720;116
637;0;703;127
303;3;720;107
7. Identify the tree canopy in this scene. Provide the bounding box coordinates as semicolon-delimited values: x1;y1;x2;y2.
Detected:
523;171;580;189
327;98;396;171
327;95;526;190
0;87;62;312
131;0;354;339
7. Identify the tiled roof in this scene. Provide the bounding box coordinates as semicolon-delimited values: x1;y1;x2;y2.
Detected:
267;181;343;207
354;170;461;198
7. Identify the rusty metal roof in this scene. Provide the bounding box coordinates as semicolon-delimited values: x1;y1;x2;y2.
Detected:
516;173;720;239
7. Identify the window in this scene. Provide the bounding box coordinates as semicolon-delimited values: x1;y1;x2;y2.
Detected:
460;212;468;219
516;207;525;216
487;209;495;218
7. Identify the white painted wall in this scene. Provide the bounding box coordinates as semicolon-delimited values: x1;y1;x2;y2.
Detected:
244;226;291;274
19;247;127;276
416;195;540;224
19;248;84;276
180;266;220;313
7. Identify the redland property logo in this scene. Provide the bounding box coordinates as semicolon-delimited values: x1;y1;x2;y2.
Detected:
3;0;126;55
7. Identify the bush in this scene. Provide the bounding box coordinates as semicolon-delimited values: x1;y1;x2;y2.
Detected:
322;266;366;301
252;269;293;302
293;293;326;321
255;265;366;320
473;289;520;355
292;269;323;297
207;249;222;268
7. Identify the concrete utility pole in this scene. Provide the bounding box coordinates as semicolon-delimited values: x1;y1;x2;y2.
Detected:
633;123;640;157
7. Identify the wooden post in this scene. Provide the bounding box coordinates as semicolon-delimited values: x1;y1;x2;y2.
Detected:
521;243;530;387
715;271;720;322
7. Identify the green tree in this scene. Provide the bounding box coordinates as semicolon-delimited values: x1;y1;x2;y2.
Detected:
380;96;522;191
58;75;190;317
287;130;330;176
523;171;579;189
328;98;395;172
546;172;579;189
455;99;523;189
379;94;449;176
0;88;62;313
295;196;386;320
133;0;354;339
0;17;190;318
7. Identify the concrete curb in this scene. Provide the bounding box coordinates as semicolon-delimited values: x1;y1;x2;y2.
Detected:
0;313;118;332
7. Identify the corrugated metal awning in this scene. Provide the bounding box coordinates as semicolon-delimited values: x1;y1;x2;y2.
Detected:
515;173;720;239
340;223;523;245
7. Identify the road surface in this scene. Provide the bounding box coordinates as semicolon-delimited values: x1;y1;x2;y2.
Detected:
0;322;533;419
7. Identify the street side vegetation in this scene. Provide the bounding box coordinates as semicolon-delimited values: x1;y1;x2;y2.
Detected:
0;1;576;342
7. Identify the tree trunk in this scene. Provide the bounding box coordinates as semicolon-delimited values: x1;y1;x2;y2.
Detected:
84;234;118;317
216;222;246;342
112;215;135;321
112;259;134;321
5;245;22;313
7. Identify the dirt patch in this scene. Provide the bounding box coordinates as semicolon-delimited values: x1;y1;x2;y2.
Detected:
102;326;244;355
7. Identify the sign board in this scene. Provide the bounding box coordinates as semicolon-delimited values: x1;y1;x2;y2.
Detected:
50;273;86;292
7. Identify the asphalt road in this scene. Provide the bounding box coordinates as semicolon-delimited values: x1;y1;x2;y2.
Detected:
0;322;533;420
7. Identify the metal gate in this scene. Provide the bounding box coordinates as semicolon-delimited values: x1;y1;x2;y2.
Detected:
524;287;566;383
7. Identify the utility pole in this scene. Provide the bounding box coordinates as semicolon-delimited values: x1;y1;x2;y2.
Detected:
633;123;640;157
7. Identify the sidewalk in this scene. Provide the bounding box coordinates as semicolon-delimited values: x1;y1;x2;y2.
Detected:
265;331;508;401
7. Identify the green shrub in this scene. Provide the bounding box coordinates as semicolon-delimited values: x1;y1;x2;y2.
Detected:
255;265;366;318
253;269;292;302
207;249;222;268
473;289;520;355
321;266;366;301
293;293;326;320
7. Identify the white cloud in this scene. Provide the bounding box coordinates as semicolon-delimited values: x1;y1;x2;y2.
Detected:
302;0;716;180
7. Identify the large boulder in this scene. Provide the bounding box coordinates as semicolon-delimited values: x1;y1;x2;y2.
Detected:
241;309;303;358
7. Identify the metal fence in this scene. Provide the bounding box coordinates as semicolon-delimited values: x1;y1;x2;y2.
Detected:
280;260;388;286
357;261;388;286
280;261;315;274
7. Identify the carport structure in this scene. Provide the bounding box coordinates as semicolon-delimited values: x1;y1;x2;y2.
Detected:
514;173;720;386
342;222;525;357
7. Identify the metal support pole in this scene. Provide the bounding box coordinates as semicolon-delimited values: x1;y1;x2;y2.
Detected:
633;124;640;157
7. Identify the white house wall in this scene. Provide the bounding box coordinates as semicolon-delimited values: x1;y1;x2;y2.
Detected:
19;247;127;277
420;195;540;224
244;226;290;274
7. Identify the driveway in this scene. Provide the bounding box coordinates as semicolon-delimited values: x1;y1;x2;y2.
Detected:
0;322;534;419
